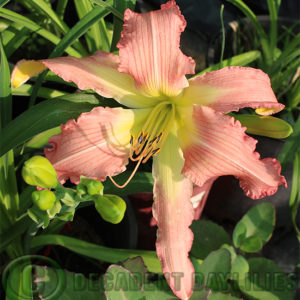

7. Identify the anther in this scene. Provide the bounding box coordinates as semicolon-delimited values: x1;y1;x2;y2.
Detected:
152;148;160;155
138;133;143;143
130;135;134;145
143;133;148;142
156;133;162;143
148;137;157;145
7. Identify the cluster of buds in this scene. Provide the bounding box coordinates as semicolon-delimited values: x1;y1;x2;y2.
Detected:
22;156;58;211
22;156;126;226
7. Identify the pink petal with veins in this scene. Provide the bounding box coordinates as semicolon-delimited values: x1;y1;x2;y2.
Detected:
45;107;136;184
117;0;195;97
182;67;284;115
152;125;194;300
181;106;287;200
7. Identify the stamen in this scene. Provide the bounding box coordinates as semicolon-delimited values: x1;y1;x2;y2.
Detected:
152;148;160;155
142;147;161;163
138;133;143;143
148;137;157;145
108;157;143;189
156;132;162;143
110;102;175;189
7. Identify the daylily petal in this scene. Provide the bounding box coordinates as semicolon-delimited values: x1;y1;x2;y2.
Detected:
11;60;47;88
11;51;154;108
152;123;194;300
45;106;148;184
179;106;287;200
191;178;216;220
117;0;195;98
178;67;284;115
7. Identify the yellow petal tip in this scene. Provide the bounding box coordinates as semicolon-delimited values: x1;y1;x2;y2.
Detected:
255;107;278;115
11;60;47;88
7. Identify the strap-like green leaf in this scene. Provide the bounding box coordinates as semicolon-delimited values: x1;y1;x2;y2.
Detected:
23;0;88;55
289;151;300;242
110;0;136;52
0;41;19;234
0;8;81;57
56;0;68;19
278;116;300;169
32;234;162;273
12;84;67;98
0;0;9;8
197;50;261;75
29;2;112;106
0;93;102;156
226;0;271;66
74;0;110;52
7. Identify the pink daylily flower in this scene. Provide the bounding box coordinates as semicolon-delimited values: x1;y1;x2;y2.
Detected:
11;1;287;298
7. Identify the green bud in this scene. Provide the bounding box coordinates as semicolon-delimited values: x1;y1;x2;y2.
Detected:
233;114;293;139
76;183;87;196
80;177;103;195
86;180;103;195
32;190;56;211
22;156;58;189
94;194;126;224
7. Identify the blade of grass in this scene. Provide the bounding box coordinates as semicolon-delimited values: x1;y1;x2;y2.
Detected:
110;0;135;52
27;0;70;34
74;0;110;52
219;4;225;68
197;50;261;75
278;116;300;169
0;214;33;254
272;57;300;93
226;0;272;67
0;93;103;156
28;2;112;107
56;0;68;19
12;84;68;98
275;0;281;14
0;38;11;128
0;8;81;57
289;151;300;240
4;26;30;58
267;0;279;61
270;33;300;76
0;40;21;257
91;0;124;20
24;0;88;56
1;22;23;45
288;76;300;108
32;234;162;273
0;0;9;8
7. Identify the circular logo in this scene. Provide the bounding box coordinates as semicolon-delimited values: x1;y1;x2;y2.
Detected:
2;255;66;300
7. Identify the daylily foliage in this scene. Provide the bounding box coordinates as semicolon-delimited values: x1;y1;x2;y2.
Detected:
11;1;287;299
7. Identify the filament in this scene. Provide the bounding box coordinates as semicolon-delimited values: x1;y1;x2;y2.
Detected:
108;157;143;189
109;102;175;189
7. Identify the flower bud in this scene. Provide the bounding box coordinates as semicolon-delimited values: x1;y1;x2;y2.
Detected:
80;177;103;195
76;183;87;196
32;190;56;211
94;194;126;224
233;114;293;139
22;156;58;189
